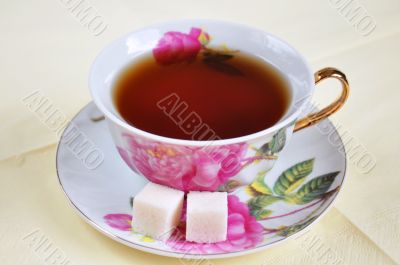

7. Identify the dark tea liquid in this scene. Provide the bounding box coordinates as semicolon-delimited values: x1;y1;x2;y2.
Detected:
113;51;291;140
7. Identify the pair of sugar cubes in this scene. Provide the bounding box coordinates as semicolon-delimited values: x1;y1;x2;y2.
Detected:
132;182;227;243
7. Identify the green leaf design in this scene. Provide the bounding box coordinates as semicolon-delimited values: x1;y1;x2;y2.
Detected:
257;142;271;156
269;128;287;154
245;171;272;197
203;51;234;62
202;50;243;76
204;60;243;76
252;209;273;220
257;128;287;156
273;159;315;196
248;195;281;219
218;179;241;192
276;216;318;237
244;186;259;197
249;195;281;209
294;171;339;204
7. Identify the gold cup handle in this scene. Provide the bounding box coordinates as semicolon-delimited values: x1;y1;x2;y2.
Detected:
294;67;350;132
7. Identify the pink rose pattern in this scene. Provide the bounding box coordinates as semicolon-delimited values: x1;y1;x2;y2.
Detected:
117;133;247;191
104;195;263;254
166;195;263;253
153;27;209;65
104;214;132;231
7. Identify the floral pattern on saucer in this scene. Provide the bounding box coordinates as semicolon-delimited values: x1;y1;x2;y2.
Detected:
103;158;340;254
56;103;346;258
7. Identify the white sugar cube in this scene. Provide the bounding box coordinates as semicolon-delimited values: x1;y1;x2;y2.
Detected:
132;182;184;241
186;191;228;243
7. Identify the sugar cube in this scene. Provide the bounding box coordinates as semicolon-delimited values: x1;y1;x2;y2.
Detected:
132;182;184;241
186;191;228;243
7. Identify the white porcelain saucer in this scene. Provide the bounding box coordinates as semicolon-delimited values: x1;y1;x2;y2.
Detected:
56;102;346;259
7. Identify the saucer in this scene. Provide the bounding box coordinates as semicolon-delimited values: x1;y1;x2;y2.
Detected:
56;103;346;259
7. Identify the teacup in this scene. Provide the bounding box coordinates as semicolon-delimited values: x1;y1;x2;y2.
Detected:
89;19;349;192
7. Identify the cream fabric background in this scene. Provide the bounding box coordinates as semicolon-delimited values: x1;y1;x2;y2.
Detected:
1;0;399;264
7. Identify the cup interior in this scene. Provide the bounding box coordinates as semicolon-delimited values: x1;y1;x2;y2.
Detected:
89;19;314;144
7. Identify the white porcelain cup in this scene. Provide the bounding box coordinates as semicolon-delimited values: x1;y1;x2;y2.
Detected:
89;19;349;192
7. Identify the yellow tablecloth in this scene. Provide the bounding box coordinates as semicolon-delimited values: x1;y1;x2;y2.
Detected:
1;0;399;264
